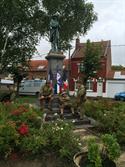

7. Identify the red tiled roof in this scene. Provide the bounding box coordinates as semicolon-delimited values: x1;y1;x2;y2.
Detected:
71;40;111;59
28;60;48;71
28;59;69;71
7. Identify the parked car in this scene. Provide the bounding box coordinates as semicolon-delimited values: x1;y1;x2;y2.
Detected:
114;92;125;101
19;79;46;96
0;79;15;102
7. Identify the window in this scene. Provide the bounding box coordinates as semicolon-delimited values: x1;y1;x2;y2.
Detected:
25;81;32;87
86;79;93;91
34;81;41;87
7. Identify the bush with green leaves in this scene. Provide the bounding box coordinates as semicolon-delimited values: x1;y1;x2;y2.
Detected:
101;134;121;161
0;102;81;161
84;99;125;144
86;134;121;167
41;120;81;159
87;138;102;167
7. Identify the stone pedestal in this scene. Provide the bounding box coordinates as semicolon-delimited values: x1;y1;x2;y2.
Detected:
46;51;65;93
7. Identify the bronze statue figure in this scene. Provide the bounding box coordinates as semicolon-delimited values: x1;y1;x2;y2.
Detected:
49;14;60;52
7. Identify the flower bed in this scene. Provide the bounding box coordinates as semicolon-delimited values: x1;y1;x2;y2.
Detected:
0;102;81;163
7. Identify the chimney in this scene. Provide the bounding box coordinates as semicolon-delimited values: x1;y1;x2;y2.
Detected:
75;38;80;50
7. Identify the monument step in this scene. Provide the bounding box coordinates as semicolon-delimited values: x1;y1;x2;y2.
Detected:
69;118;91;126
74;124;94;130
45;113;60;121
63;113;74;119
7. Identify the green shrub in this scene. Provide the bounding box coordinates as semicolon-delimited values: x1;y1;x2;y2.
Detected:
84;99;125;144
86;134;121;167
0;102;81;160
87;138;102;167
41;120;81;159
101;134;121;161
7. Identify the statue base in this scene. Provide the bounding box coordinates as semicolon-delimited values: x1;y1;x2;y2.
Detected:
46;51;65;94
46;51;65;59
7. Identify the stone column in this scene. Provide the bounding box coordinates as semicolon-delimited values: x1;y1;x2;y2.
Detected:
46;51;65;94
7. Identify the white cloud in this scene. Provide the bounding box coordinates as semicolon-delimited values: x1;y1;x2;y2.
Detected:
36;0;125;65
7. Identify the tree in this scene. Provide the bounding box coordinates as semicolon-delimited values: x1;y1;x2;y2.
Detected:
0;0;97;73
0;0;41;73
8;64;28;96
41;0;98;49
80;39;102;86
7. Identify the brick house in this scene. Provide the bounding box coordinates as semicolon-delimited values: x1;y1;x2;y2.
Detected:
27;59;69;80
70;38;112;96
27;60;48;80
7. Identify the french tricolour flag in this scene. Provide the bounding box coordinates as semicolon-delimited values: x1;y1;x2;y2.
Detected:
56;72;62;93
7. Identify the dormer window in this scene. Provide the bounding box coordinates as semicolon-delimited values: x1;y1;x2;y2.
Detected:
37;65;44;70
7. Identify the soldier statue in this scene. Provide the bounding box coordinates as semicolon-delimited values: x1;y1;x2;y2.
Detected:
76;80;86;119
49;14;60;52
59;91;74;118
39;81;53;108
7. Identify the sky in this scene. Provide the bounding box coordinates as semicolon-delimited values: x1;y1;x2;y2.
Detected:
35;0;125;66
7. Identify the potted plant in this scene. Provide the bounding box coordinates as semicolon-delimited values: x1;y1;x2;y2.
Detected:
73;134;121;167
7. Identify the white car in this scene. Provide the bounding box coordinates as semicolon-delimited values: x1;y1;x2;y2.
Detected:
19;79;46;96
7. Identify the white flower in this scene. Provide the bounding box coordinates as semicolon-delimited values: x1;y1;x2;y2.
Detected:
29;104;33;108
78;143;82;146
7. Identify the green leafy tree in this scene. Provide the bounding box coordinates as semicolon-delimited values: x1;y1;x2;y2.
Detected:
80;39;102;86
0;0;97;72
0;0;41;73
42;0;97;49
8;65;28;96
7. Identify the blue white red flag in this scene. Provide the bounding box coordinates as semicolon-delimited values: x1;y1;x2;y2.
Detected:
57;72;62;86
56;72;63;93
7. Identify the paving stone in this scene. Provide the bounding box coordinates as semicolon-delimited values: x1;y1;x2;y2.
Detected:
116;152;125;167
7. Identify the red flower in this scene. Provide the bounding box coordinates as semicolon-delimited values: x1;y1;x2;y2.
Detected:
9;152;19;160
18;123;29;135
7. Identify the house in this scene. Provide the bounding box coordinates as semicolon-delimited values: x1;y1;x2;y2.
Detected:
70;38;112;97
69;38;125;98
27;59;69;80
27;60;48;80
